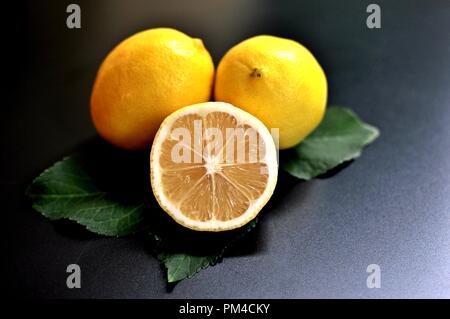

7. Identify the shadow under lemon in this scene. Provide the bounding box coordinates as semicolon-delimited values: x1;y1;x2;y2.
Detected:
39;137;291;256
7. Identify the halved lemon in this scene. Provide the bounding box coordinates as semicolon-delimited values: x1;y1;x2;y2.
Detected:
150;101;278;231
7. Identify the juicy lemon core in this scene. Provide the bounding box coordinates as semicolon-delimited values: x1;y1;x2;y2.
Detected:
150;102;278;231
91;28;214;150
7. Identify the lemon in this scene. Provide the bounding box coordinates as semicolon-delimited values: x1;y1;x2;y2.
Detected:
214;35;327;149
150;102;278;231
91;28;215;150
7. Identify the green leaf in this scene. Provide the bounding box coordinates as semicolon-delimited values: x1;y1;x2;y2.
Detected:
282;107;379;180
27;156;147;236
154;219;258;283
159;253;221;283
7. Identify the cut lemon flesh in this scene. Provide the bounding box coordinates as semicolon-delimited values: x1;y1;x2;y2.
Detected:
150;101;278;231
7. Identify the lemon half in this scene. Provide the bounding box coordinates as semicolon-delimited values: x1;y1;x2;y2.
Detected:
150;102;278;231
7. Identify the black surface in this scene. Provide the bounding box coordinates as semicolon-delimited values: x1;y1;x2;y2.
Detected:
3;0;450;298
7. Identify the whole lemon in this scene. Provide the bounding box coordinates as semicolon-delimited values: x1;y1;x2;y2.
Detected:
91;28;214;150
214;35;327;149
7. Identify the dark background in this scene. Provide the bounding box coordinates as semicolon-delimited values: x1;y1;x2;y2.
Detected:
2;0;450;298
